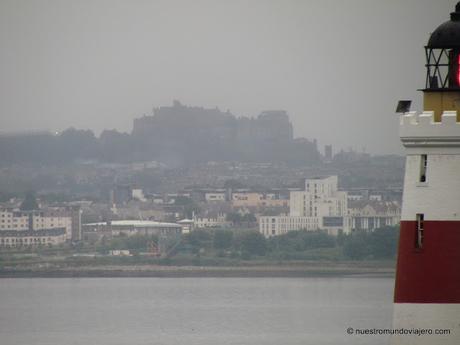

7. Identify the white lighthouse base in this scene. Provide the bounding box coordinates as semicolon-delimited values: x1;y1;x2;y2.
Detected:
391;303;460;344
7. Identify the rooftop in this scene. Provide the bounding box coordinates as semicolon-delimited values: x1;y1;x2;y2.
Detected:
427;2;460;48
84;220;181;228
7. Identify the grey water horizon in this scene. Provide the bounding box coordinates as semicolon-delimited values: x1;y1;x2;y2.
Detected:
0;277;393;345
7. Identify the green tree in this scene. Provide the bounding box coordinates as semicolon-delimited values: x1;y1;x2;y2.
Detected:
226;212;242;225
186;230;212;253
213;230;233;250
20;191;39;210
108;234;158;252
174;196;194;206
226;213;256;227
343;231;369;260
174;196;200;218
242;213;257;223
301;231;335;249
368;226;399;259
266;230;336;254
240;231;267;257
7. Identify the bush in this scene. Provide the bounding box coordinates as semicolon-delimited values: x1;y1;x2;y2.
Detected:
343;231;369;260
301;231;336;249
342;226;399;260
268;230;335;253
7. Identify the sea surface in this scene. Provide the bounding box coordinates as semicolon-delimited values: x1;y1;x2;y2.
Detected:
0;277;393;345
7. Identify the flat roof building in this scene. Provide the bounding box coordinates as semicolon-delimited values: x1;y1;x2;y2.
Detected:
83;220;183;237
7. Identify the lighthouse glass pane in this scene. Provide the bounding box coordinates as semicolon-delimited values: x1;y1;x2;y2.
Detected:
415;213;424;249
457;54;460;86
419;155;427;183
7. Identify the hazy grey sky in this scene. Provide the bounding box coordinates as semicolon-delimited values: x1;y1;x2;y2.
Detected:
0;0;454;154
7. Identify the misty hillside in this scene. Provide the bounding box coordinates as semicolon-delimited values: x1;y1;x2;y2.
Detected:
0;101;320;167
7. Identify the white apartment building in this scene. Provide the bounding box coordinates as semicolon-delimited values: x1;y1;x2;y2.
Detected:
193;213;230;228
231;192;289;208
290;176;347;217
259;216;321;237
259;176;349;237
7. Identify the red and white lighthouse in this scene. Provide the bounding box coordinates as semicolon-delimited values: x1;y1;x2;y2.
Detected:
393;3;460;344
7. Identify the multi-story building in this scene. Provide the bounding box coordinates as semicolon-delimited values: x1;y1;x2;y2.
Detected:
0;205;81;247
290;176;347;217
231;192;289;208
348;201;401;231
0;229;66;248
193;213;230;228
259;216;321;237
346;188;403;203
259;176;349;237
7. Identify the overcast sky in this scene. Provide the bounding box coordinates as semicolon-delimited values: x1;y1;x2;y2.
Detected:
0;0;454;154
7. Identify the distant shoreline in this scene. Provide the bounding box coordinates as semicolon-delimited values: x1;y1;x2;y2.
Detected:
0;264;395;278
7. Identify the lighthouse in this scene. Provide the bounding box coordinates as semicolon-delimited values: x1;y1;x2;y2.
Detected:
392;3;460;344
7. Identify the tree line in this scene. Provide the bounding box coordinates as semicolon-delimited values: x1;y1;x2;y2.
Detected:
95;226;399;261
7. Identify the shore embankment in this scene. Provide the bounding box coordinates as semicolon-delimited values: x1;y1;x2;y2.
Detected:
0;261;395;278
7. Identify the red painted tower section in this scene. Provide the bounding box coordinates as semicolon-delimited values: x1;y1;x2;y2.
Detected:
395;221;460;303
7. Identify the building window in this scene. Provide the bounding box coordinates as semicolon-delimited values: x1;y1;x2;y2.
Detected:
419;154;427;183
415;213;424;249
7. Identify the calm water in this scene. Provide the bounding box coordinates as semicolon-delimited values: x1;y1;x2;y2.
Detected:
0;277;393;345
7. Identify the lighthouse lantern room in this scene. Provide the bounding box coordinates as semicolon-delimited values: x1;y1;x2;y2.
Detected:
424;2;460;120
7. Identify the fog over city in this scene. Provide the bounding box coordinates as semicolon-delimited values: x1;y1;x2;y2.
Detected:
0;0;453;154
3;2;460;344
